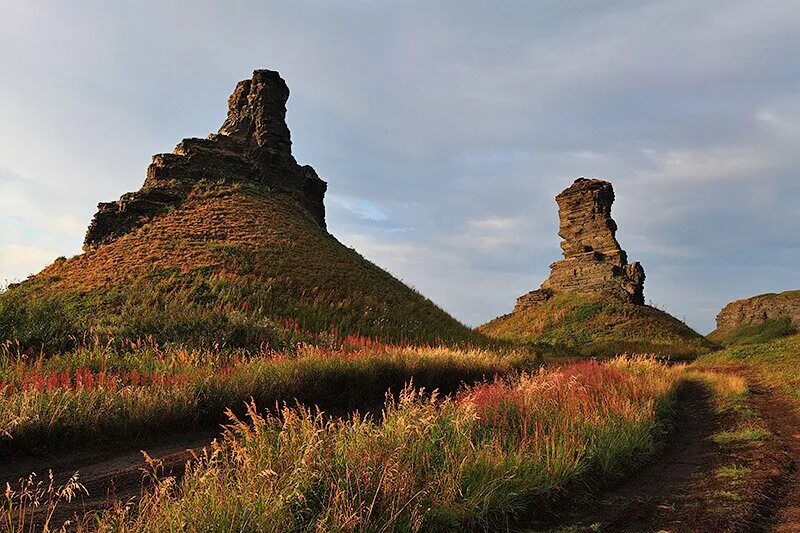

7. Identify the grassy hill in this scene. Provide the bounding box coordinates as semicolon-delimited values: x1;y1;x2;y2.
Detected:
479;291;716;358
707;316;797;347
708;290;800;346
0;181;480;352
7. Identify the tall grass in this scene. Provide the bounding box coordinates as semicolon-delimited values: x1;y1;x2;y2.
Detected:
0;343;538;453
86;357;683;531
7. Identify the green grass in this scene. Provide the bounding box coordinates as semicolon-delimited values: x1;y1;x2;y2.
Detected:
712;427;769;446
709;316;797;346
714;490;743;502
714;464;751;480
698;333;800;406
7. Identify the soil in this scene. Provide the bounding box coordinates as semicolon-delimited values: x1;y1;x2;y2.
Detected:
746;379;800;532
531;371;800;532
0;428;220;529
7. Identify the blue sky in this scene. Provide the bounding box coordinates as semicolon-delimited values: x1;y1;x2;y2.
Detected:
1;1;798;333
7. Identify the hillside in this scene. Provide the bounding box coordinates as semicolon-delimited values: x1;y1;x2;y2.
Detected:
708;290;800;346
0;70;478;351
480;178;714;357
480;291;714;357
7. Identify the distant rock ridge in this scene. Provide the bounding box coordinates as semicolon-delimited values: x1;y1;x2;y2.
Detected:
713;290;800;334
515;178;645;310
84;69;327;250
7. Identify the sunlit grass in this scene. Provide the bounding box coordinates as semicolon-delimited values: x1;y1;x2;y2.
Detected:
712;427;769;447
697;333;800;407
71;356;685;531
0;342;538;452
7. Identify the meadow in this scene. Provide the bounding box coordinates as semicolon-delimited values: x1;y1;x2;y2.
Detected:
63;357;684;531
480;292;716;359
0;336;538;453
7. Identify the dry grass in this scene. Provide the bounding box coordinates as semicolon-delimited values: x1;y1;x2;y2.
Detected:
686;370;749;412
697;333;800;407
0;184;481;351
3;471;87;533
0;342;539;453
50;357;686;531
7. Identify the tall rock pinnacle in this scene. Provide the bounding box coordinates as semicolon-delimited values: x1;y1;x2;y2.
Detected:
84;69;327;250
516;178;645;310
219;69;293;152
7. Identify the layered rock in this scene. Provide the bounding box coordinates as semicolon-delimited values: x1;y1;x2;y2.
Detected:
515;178;645;311
713;290;800;334
84;69;327;250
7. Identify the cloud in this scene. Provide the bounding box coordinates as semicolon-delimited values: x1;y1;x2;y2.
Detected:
1;1;799;333
0;244;59;285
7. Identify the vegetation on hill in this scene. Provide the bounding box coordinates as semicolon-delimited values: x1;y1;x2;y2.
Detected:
0;183;481;353
479;292;716;359
707;316;797;347
51;357;683;531
709;289;800;346
698;333;800;407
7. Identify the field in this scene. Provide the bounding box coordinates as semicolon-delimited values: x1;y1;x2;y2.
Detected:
0;338;538;454
1;356;686;531
5;324;800;531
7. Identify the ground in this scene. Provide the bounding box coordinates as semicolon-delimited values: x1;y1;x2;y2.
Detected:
2;335;799;531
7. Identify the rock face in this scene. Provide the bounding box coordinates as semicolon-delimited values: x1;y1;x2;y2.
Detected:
714;290;800;333
84;69;327;250
515;178;645;311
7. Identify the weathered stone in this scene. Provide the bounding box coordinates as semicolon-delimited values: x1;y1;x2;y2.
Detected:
714;290;800;333
219;70;292;152
84;188;182;248
515;288;554;311
514;178;645;312
84;69;327;250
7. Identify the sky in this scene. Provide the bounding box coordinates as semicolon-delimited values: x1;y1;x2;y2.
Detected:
1;1;798;333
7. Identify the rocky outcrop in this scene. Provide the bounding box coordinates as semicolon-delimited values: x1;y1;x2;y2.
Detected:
515;178;645;311
713;290;800;334
84;69;327;250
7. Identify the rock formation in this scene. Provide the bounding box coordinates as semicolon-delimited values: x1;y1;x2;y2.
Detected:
4;69;478;349
515;178;645;311
713;290;800;334
84;69;327;250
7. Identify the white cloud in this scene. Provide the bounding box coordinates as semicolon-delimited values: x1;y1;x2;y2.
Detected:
633;147;773;184
1;1;799;333
469;217;521;231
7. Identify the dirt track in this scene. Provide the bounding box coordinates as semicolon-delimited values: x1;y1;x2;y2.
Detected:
533;373;800;532
527;380;720;532
748;380;800;532
0;428;219;527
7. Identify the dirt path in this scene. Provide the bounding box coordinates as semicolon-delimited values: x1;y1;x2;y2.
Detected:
1;428;220;528
746;381;800;532
531;372;800;533
525;379;720;532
